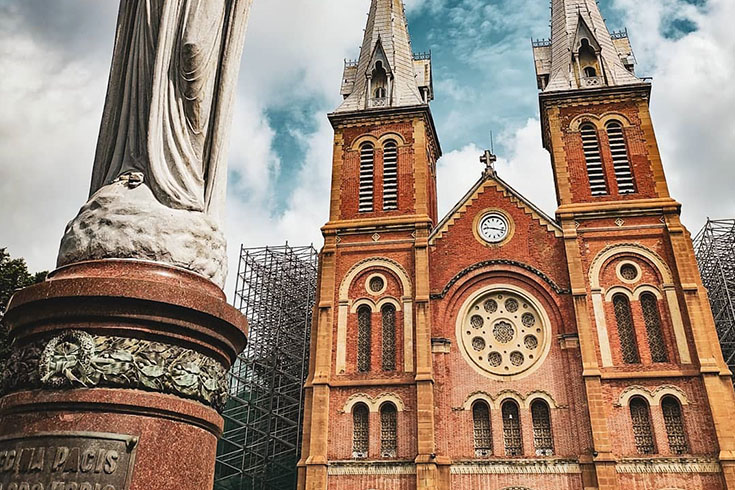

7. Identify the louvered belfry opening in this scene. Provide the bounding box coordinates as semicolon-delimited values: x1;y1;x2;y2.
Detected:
352;403;369;458
472;401;492;457
641;292;668;363
359;143;375;212
381;304;396;371
357;305;372;372
382;140;398;210
531;400;554;455
501;400;523;456
613;294;641;364
580;124;607;196
630;397;656;454
606;121;636;194
661;396;688;454
380;403;398;458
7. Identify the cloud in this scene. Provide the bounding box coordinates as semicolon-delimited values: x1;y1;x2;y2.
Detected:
611;0;735;229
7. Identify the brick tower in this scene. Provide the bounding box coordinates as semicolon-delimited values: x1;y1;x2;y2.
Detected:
533;0;735;488
297;0;441;488
298;0;735;488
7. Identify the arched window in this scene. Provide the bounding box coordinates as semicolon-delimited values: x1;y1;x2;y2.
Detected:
380;402;398;458
662;396;688;454
357;305;371;372
630;397;656;454
501;400;523;456
580;124;607;196
606;121;635;194
641;292;668;363
382;140;398;210
352;403;369;458
381;304;396;371
359;143;374;213
375;87;387;98
613;294;640;364
531;400;554;455
584;66;597;77
472;401;492;457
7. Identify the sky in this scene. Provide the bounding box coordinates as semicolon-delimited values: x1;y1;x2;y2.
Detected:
0;0;733;296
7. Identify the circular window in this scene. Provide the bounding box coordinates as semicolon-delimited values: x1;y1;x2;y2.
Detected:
618;262;640;283
457;287;551;379
365;273;387;295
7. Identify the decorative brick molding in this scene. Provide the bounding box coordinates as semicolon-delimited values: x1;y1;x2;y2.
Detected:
327;461;416;475
616;458;721;474
450;459;582;474
432;259;571;300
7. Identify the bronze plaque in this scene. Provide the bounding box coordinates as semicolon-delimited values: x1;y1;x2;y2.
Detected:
0;432;137;490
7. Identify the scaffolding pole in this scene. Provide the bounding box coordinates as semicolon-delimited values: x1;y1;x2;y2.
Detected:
215;244;318;490
694;219;735;381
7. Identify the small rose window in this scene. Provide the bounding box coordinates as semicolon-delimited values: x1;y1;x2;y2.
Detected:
458;289;549;378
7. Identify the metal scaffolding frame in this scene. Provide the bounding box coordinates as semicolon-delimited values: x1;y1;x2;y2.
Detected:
215;244;318;490
694;219;735;380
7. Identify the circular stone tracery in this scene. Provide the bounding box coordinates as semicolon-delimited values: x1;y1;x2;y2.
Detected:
458;288;549;378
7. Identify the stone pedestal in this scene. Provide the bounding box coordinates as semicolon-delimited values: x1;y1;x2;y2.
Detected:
0;260;247;490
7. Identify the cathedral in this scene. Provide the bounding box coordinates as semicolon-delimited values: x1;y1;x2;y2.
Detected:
297;0;735;489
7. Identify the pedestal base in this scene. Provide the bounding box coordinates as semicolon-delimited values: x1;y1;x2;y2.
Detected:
0;260;247;490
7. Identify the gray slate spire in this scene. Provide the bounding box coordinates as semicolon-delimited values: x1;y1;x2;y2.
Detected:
336;0;432;113
534;0;641;92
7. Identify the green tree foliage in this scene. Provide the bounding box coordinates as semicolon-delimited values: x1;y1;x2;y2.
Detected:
1;248;47;366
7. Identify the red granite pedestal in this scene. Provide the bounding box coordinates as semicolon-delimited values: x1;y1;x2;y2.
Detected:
0;260;247;490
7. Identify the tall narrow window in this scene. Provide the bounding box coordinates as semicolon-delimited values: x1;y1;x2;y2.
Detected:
352;403;369;458
380;403;397;458
357;306;371;372
472;401;492;457
359;143;374;212
580;124;607;196
662;396;688;454
606;121;635;194
381;304;396;371
501;400;523;456
613;294;640;364
531;400;554;456
382;141;398;210
641;292;668;363
630;397;656;454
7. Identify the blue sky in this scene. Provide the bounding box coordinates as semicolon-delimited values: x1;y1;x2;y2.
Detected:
0;0;733;294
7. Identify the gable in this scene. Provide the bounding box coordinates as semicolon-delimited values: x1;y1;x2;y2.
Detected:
429;174;568;295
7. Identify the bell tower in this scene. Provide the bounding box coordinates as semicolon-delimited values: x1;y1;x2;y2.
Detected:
535;0;735;488
298;0;441;489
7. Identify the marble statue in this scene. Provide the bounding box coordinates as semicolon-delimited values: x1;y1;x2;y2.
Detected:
58;0;253;287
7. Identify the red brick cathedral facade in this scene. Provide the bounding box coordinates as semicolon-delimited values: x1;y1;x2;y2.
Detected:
297;1;735;489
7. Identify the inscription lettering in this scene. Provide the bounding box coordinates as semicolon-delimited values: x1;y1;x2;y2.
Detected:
0;434;135;490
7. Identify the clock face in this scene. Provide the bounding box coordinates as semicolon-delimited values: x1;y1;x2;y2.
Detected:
479;213;509;243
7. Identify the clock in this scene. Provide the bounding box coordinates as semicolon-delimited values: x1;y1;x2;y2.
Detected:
478;213;509;243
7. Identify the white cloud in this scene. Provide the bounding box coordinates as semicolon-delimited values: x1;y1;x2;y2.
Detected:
612;0;735;229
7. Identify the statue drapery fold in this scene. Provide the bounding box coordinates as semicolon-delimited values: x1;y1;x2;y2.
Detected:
90;0;251;221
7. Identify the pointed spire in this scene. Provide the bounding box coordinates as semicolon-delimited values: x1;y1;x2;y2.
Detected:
535;0;641;92
336;0;431;113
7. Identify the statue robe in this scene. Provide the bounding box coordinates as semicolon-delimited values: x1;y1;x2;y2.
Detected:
90;0;251;220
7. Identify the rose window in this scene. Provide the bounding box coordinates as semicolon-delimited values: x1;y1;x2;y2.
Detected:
458;289;549;378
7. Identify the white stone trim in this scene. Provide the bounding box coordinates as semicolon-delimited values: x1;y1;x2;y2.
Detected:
377;296;402;312
342;392;407;413
617;385;689;407
633;284;663;300
350;297;378;313
604;285;633;302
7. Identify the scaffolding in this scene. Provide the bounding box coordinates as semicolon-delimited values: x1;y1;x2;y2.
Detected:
215;244;319;490
694;219;735;380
